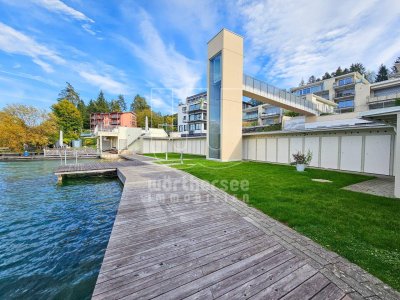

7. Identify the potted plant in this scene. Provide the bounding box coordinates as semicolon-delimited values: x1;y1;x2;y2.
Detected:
292;150;312;172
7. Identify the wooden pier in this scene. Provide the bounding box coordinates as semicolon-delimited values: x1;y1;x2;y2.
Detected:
54;159;147;182
88;161;398;299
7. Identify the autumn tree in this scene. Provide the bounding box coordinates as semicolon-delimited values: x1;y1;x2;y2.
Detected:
0;112;27;151
3;104;48;127
52;99;82;142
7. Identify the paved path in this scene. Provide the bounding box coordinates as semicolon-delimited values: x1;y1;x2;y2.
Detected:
343;177;395;198
92;159;399;299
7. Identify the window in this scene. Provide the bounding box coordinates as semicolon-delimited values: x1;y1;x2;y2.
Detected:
295;84;323;96
204;122;207;130
338;77;353;86
183;116;186;121
195;123;202;130
182;107;187;113
209;53;221;159
189;124;196;131
338;99;354;108
179;125;183;132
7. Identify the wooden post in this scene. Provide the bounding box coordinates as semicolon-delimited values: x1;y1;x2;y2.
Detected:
57;175;63;183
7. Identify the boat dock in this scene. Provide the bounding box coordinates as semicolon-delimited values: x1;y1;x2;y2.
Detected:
54;159;147;182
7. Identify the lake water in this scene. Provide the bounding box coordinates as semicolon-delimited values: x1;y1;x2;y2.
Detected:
0;160;122;299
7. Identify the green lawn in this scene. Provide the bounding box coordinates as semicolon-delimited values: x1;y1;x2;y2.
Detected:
145;153;400;291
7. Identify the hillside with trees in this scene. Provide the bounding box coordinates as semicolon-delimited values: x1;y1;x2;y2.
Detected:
298;57;400;86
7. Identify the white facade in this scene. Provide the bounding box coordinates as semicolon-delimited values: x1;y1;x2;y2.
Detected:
177;91;207;137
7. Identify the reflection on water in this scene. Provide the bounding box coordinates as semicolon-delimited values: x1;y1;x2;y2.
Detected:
0;160;122;299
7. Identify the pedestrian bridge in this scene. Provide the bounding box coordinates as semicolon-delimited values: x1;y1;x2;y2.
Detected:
243;75;336;116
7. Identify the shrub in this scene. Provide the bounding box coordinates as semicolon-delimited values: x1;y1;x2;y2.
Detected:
395;98;400;106
292;150;312;165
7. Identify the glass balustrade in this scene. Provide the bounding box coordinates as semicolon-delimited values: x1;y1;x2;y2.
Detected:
243;74;324;113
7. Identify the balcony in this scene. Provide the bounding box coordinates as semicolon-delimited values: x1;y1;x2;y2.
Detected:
334;107;355;114
260;111;281;118
243;114;258;121
368;93;400;104
333;79;355;89
334;91;355;99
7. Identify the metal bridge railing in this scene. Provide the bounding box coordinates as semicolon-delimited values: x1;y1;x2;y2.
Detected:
243;75;323;114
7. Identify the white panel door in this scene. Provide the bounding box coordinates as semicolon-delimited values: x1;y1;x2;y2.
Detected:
364;135;391;175
304;137;319;167
242;139;248;160
248;139;256;160
320;137;339;169
340;136;362;172
256;139;266;161
289;137;303;162
266;138;277;162
277;138;289;163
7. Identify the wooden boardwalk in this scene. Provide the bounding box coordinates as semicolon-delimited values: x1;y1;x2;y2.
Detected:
91;160;399;300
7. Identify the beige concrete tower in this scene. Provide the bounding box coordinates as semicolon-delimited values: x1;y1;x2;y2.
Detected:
207;29;243;161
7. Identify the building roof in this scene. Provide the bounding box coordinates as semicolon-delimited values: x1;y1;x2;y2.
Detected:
359;106;400;126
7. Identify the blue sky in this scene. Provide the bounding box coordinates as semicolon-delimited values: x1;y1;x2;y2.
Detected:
0;0;399;114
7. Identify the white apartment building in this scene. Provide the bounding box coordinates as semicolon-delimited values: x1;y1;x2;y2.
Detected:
178;71;400;136
177;91;207;137
291;72;371;113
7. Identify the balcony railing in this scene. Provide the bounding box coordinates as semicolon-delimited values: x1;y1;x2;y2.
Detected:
367;93;400;103
243;75;326;115
335;92;355;98
334;107;355;114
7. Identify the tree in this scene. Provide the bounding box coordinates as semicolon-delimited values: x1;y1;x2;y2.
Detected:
29;113;58;148
117;94;127;111
95;91;110;113
0;112;27;151
307;76;316;84
365;70;376;83
0;106;58;151
375;64;389;82
57;82;81;107
135;108;163;128
298;78;305;86
52;99;82;142
110;99;122;112
131;94;150;111
321;72;332;80
334;66;344;77
3;104;48;127
391;56;400;74
350;63;366;75
77;99;90;129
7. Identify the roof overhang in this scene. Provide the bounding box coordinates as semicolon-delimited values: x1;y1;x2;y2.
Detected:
359;107;400;127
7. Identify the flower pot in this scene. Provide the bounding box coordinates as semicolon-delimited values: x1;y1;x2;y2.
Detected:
296;164;305;172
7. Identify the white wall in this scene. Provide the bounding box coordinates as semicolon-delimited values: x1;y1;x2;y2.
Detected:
243;129;394;175
139;128;394;176
140;137;207;156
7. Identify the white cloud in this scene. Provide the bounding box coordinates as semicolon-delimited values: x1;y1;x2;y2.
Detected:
32;0;94;23
0;69;59;87
78;70;129;94
0;22;65;72
120;9;202;102
237;0;400;87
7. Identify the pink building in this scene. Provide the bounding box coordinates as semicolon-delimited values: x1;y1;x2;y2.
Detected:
90;112;137;130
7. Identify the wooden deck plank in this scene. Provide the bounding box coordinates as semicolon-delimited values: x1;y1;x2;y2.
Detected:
90;159;394;300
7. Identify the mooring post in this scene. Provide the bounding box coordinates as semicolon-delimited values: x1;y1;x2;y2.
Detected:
64;149;67;165
57;175;63;183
